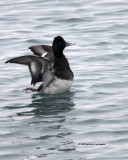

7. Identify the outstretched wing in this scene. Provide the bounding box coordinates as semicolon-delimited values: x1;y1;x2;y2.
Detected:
29;45;54;62
5;55;54;87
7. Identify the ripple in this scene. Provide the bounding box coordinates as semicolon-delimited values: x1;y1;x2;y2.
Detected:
1;0;128;160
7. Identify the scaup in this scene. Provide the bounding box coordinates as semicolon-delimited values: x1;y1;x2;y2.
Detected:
5;36;74;94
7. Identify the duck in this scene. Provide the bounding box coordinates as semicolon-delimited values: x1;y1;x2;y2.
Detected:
5;36;74;94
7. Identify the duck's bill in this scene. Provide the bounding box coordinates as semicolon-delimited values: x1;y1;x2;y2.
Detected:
65;42;75;47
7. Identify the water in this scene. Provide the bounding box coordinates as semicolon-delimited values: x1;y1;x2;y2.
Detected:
1;0;128;159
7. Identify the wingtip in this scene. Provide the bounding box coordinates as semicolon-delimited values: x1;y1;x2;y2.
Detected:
5;59;13;63
5;59;16;64
5;60;9;63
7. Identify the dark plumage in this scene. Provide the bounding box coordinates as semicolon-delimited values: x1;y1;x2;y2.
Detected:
29;45;54;61
5;36;74;94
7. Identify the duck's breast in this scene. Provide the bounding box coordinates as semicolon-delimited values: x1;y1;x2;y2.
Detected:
43;77;73;94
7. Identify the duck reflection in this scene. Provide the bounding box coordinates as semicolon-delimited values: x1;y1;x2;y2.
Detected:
19;91;75;116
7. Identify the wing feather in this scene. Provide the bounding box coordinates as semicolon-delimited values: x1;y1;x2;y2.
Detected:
29;45;54;61
29;45;52;56
5;55;54;87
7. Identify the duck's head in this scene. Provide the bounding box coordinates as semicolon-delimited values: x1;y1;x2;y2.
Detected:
52;36;73;57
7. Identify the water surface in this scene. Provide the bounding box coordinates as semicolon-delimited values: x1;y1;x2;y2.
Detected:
1;0;128;159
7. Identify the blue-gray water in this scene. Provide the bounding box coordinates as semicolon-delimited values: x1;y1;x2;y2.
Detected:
1;0;128;159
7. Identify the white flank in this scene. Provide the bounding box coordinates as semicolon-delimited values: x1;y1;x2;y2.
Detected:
44;77;73;94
